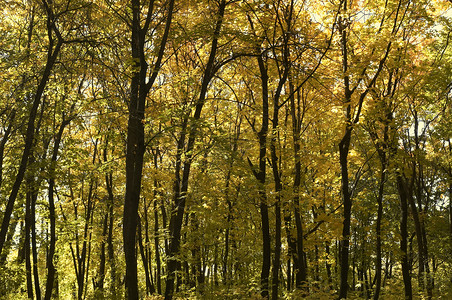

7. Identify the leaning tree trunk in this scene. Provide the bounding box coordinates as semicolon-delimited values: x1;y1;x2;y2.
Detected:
0;0;63;255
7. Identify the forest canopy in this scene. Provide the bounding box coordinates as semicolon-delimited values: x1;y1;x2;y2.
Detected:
1;0;452;299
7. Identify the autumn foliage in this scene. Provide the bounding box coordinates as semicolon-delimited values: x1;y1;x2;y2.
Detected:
0;0;452;299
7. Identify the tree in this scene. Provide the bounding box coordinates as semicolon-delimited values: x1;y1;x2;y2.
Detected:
0;0;451;299
123;0;175;297
0;0;64;256
164;0;228;297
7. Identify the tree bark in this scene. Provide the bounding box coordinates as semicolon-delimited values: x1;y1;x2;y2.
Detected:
107;173;117;298
138;216;154;295
94;210;108;298
25;187;33;299
369;114;392;300
0;110;15;191
31;174;42;300
103;142;117;298
336;0;396;295
289;84;308;290
254;52;271;299
397;175;413;300
164;1;226;298
124;0;175;297
152;149;162;294
338;124;352;299
373;160;386;300
44;116;71;300
0;0;63;255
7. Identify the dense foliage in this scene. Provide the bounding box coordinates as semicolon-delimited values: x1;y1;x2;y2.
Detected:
1;0;451;299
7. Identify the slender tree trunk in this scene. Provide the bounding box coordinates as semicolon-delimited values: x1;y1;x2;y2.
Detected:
138;217;154;295
104;144;117;298
0;1;63;255
269;15;293;296
449;141;452;242
96;141;112;298
369;119;390;300
373;166;385;300
412;113;433;299
83;211;94;300
25;188;33;299
191;214;204;290
0;215;18;265
337;7;354;296
270;95;281;300
31;181;41;300
289;85;307;290
94;210;108;298
253;51;271;299
397;175;413;300
271;198;282;300
144;197;155;294
123;4;146;293
164;2;226;298
153;176;162;294
338;125;352;299
0;110;15;191
336;0;395;295
223;118;241;285
107;183;117;298
92;145;112;299
223;185;233;285
259;192;271;299
326;243;333;289
44;117;70;300
124;0;175;296
165;117;187;297
408;179;426;293
79;148;97;300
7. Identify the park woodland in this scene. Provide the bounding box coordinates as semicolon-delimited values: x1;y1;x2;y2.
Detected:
1;0;452;299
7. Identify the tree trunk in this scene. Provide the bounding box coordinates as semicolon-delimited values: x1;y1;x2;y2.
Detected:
138;216;154;295
336;0;395;295
94;211;108;298
412;113;433;299
96;141;112;297
123;3;146;293
397;175;413;300
223;118;241;285
107;179;117;298
44;116;70;300
0;2;63;255
25;188;33;299
31;180;42;300
337;9;354;297
338;125;352;299
269;16;292;296
253;50;271;299
144;197;156;294
153;177;162;294
271;200;281;300
124;0;175;296
373;165;386;300
0;110;15;190
104;145;117;298
289;85;307;290
164;1;226;298
369;118;391;300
